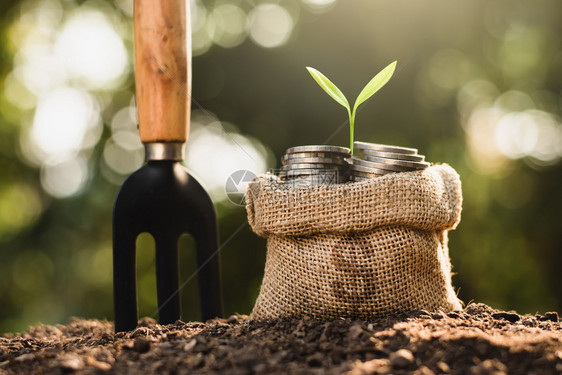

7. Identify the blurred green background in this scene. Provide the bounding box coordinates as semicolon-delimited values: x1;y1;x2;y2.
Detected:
0;0;561;334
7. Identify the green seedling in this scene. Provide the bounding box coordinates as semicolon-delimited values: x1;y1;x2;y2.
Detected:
306;61;397;155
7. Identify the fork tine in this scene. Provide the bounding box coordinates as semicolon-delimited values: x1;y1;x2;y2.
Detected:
155;233;181;325
113;228;138;332
113;162;222;332
192;214;222;320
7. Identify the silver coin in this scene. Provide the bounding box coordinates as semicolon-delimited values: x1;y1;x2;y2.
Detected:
286;145;351;155
281;174;343;185
282;151;349;161
281;172;343;179
348;157;405;172
279;168;341;177
281;163;344;170
361;150;425;162
282;156;349;166
283;164;347;172
359;156;430;170
354;141;418;155
352;170;388;178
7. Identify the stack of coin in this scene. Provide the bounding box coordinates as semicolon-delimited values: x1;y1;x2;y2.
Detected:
349;141;430;182
278;145;351;185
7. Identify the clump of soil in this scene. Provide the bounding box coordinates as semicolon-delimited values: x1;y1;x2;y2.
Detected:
0;304;561;374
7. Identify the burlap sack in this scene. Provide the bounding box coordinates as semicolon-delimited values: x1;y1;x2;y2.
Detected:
246;164;463;320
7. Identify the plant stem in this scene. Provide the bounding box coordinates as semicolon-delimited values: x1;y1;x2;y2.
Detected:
349;108;355;155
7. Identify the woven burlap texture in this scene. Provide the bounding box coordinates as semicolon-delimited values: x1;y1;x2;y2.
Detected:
246;164;463;320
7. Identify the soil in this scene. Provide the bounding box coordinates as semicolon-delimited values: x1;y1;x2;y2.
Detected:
0;304;560;374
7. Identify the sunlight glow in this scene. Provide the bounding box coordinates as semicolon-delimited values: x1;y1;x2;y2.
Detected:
40;156;89;198
457;80;499;122
8;0;62;49
103;131;144;175
192;1;212;56
301;0;337;12
30;87;100;163
496;110;562;165
209;4;247;48
495;111;539;159
184;113;270;203
110;105;138;132
103;105;143;176
10;2;127;198
248;4;294;48
54;9;129;89
465;107;508;174
462;84;562;173
115;0;133;16
16;44;66;96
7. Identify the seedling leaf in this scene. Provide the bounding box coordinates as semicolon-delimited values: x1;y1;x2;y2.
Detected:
305;61;397;155
353;61;397;113
306;67;350;110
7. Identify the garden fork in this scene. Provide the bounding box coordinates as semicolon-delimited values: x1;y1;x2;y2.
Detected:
112;0;222;332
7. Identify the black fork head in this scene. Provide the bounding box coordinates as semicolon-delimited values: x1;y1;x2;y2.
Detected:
112;161;222;332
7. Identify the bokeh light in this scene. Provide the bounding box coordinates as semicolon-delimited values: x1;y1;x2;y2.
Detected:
28;87;100;162
54;9;129;90
192;0;213;56
464;106;509;174
115;0;133;17
461;84;562;174
209;4;247;48
100;105;272;203
248;4;294;48
184;111;272;203
8;0;129;200
40;156;89;198
300;0;337;13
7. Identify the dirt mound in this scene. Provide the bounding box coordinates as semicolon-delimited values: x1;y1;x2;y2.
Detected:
0;304;560;374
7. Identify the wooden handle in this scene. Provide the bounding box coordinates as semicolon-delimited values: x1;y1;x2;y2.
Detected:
134;0;191;143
